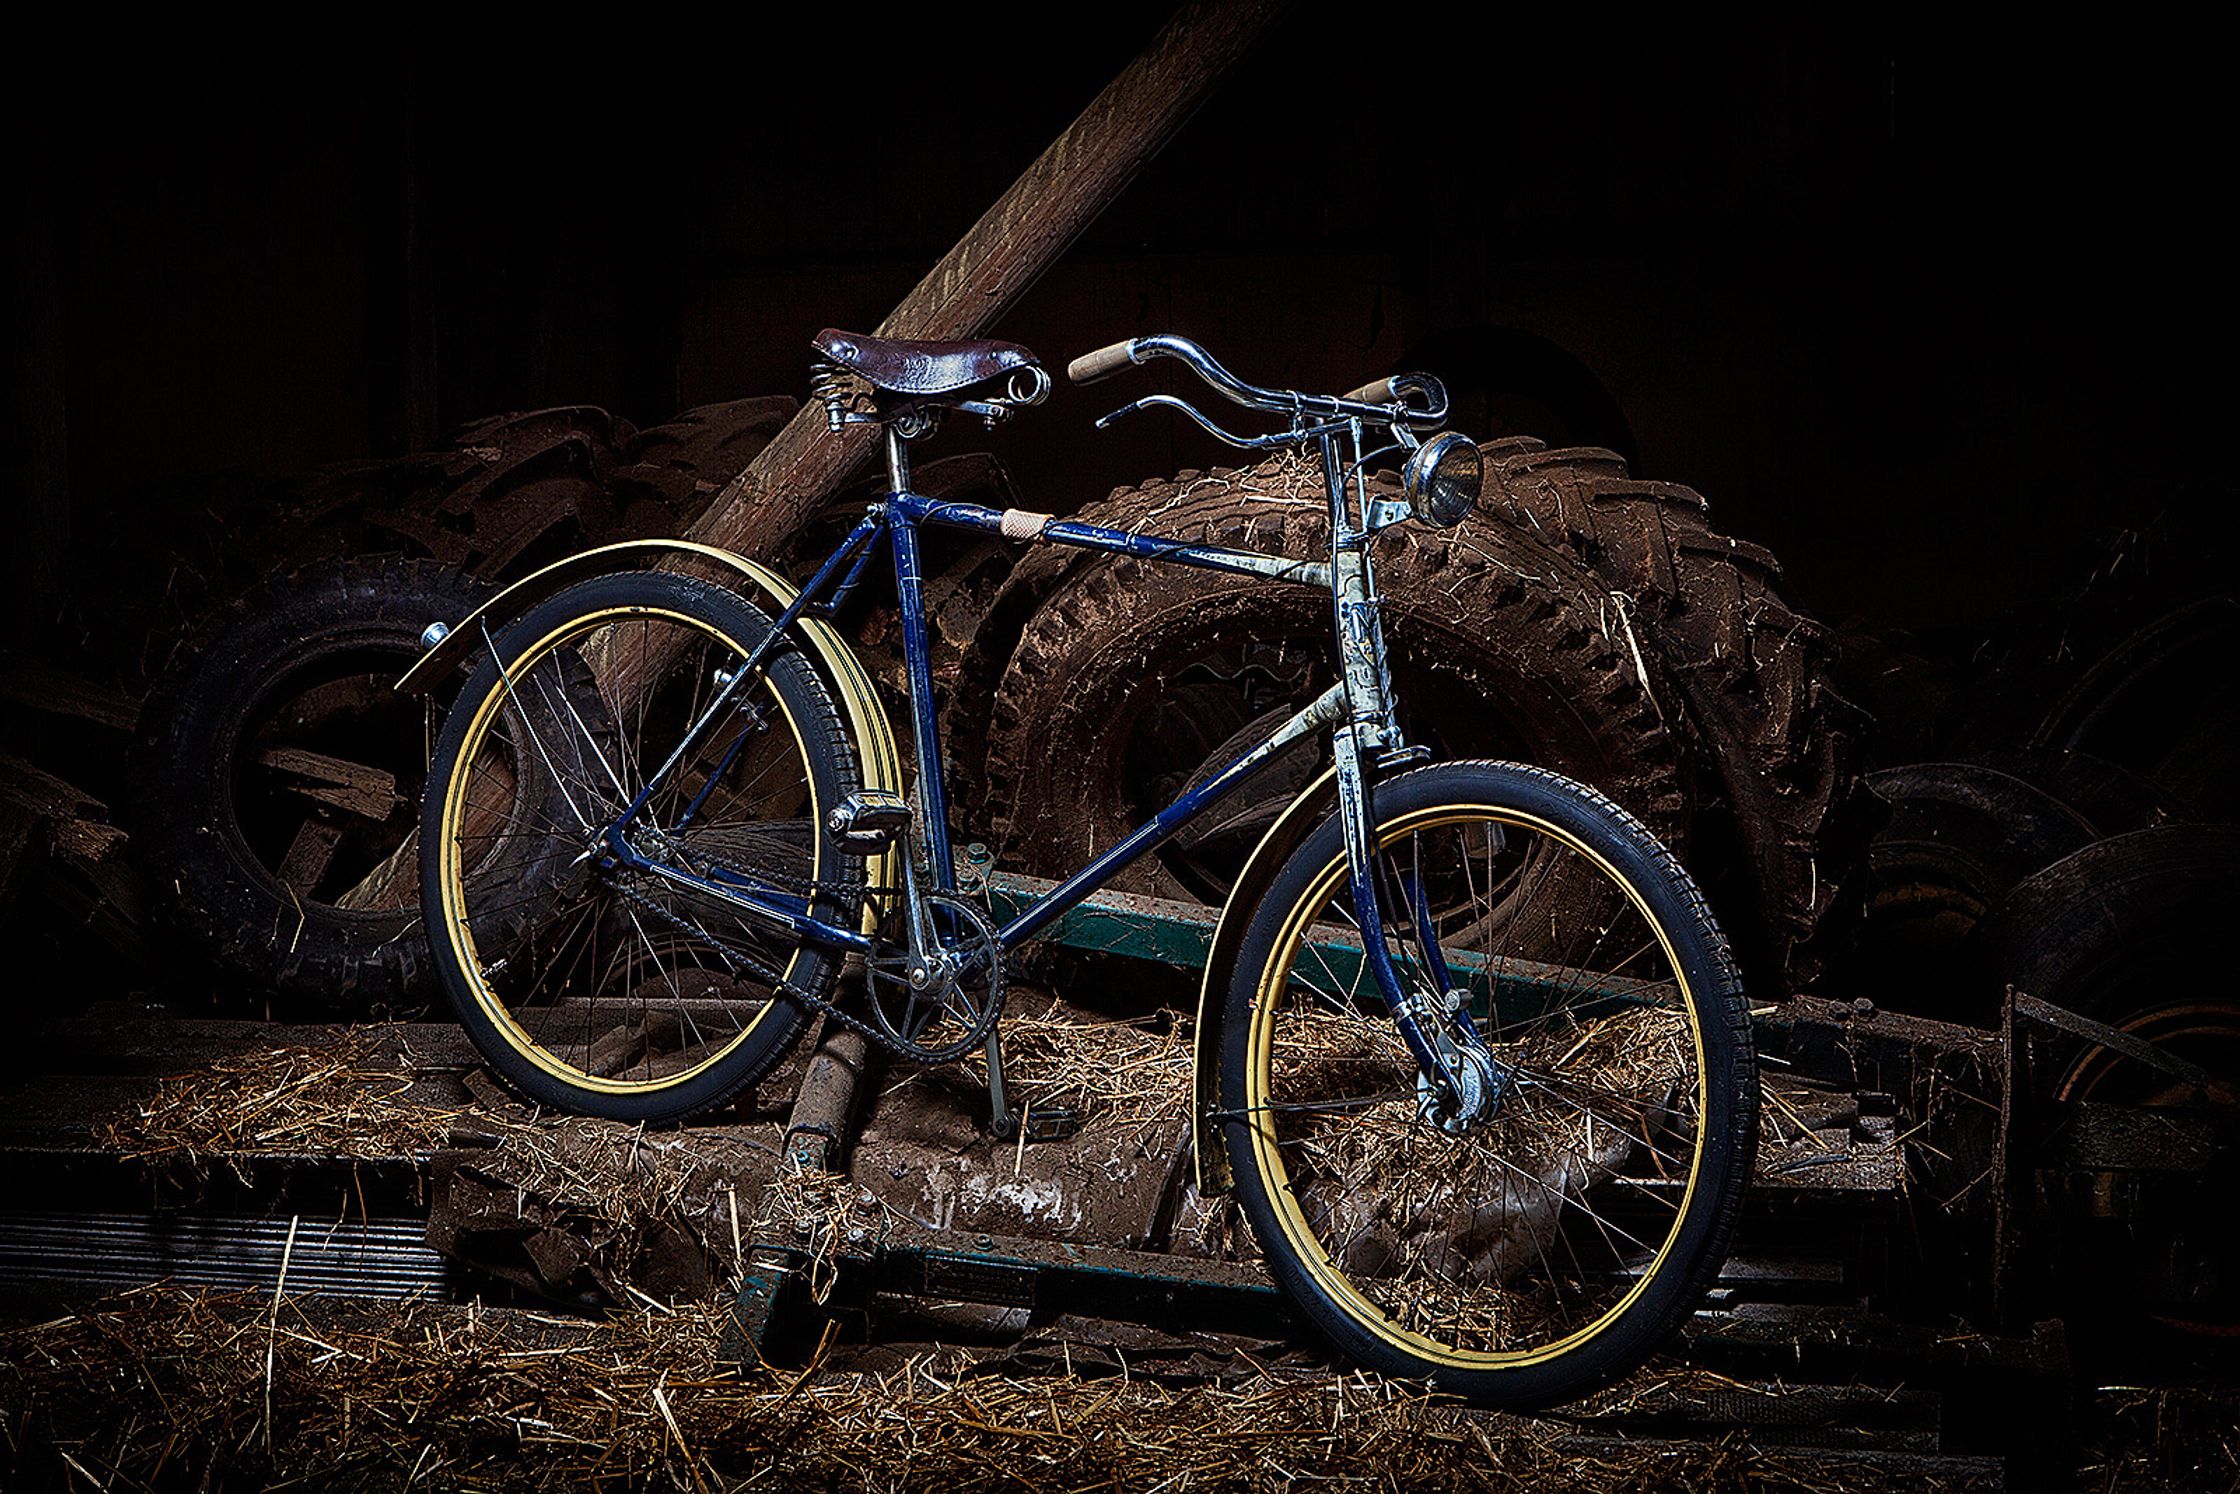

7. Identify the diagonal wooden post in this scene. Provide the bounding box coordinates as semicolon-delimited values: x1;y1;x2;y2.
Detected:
352;2;1287;916
681;0;1289;561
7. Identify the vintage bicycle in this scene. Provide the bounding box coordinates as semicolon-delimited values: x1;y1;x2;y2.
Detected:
400;329;1758;1405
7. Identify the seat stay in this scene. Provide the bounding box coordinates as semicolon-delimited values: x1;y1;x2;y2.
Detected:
623;512;884;839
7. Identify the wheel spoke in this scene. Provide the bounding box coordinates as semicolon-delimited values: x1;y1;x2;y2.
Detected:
1232;780;1745;1380
430;581;861;1111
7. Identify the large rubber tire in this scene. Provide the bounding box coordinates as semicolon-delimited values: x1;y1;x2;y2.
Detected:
1474;437;1876;987
971;459;1692;906
132;554;488;1012
420;570;860;1123
1974;825;2240;1342
1849;761;2100;1025
1218;760;1756;1408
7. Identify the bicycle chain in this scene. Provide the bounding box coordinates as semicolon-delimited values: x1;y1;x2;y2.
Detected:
607;870;993;1063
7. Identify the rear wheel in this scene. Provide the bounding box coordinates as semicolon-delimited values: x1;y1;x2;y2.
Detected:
420;570;861;1122
1219;760;1755;1406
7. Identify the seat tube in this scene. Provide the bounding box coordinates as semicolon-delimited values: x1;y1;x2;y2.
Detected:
886;463;956;892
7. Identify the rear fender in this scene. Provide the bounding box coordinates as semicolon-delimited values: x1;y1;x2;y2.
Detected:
395;539;904;917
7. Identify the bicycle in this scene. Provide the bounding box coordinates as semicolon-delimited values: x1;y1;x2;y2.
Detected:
402;328;1759;1406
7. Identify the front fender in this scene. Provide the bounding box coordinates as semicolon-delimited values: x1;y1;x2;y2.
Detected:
395;539;904;914
1191;767;1340;1195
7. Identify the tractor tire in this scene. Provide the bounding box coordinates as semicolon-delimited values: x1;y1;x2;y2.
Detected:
972;457;1694;907
962;441;1867;990
1473;437;1875;987
131;554;488;1013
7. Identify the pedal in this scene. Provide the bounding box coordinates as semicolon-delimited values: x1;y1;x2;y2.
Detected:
982;1022;1083;1142
1019;1104;1084;1143
826;789;912;849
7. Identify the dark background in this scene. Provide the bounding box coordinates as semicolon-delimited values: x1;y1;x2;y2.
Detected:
5;6;2231;647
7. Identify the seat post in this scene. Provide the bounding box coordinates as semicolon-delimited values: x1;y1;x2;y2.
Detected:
884;421;913;496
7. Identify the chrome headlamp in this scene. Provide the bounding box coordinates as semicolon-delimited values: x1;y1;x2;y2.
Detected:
1401;432;1482;528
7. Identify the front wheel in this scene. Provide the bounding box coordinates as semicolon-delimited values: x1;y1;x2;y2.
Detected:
420;570;863;1123
1219;760;1756;1407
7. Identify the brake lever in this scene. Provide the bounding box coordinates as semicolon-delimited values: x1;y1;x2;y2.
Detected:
1095;393;1297;450
1093;398;1152;431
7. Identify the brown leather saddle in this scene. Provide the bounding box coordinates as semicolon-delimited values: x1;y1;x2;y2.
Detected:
811;328;1039;397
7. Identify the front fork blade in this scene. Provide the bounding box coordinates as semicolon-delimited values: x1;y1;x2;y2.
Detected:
1331;730;1502;1122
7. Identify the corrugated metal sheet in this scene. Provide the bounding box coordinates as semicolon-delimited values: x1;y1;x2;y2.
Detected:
0;1209;466;1300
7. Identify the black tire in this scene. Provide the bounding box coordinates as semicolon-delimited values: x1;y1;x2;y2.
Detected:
1976;826;2240;1342
1850;762;2100;1025
973;460;1692;906
132;554;488;1012
1219;760;1756;1407
420;570;861;1123
1474;436;1876;989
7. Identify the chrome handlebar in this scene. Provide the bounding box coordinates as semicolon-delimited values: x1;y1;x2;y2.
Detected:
1069;333;1449;447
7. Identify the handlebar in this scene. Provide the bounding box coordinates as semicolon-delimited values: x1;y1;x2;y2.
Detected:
1068;332;1448;430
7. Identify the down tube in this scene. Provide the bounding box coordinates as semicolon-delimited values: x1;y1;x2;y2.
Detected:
996;684;1350;950
887;503;957;891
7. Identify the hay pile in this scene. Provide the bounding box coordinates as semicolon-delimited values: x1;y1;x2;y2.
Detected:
96;1028;471;1166
0;1285;1981;1492
95;1028;787;1300
961;1000;1194;1134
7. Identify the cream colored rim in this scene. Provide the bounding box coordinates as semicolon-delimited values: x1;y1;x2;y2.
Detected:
1244;802;1711;1369
437;604;820;1094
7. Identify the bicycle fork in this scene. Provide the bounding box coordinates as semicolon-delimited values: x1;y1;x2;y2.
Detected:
1318;425;1504;1131
1330;725;1506;1132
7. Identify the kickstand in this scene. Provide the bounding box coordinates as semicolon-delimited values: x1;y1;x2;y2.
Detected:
984;1026;1083;1143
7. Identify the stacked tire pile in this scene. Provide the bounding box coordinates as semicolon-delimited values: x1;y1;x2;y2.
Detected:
952;437;1872;995
117;417;1873;1022
124;398;797;1012
1846;575;2238;1357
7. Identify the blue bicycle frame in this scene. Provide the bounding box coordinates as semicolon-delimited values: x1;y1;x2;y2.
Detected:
600;385;1488;1100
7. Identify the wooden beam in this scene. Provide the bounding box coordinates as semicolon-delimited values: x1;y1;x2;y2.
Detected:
344;4;1286;918
681;0;1289;561
260;747;403;822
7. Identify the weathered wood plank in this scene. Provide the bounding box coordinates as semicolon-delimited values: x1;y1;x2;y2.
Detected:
262;746;403;821
0;749;128;862
0;652;140;732
680;0;1289;562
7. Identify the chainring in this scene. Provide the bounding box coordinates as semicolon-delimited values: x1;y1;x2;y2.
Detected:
864;891;1009;1063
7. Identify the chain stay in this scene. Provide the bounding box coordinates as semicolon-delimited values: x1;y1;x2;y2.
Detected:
609;872;1005;1064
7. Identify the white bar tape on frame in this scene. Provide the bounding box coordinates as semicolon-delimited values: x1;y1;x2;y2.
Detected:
999;509;1054;542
